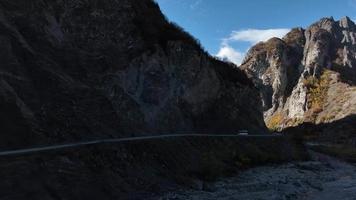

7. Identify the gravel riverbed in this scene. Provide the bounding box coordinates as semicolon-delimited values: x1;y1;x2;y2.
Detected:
157;152;356;200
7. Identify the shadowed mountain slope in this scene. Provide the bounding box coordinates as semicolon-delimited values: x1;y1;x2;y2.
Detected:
0;0;267;149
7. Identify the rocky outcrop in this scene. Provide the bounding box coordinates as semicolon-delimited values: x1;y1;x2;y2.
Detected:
241;17;356;130
0;0;266;149
241;28;305;119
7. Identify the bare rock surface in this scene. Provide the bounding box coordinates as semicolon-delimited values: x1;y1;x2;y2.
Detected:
241;17;356;131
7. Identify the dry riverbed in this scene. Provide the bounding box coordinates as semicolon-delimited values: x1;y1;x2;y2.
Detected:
157;152;356;200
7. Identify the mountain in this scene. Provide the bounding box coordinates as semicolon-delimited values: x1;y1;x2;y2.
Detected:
0;0;268;149
241;17;356;134
0;1;311;198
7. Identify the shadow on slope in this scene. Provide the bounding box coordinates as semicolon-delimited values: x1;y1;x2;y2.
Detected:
331;64;356;86
0;135;306;199
283;114;356;145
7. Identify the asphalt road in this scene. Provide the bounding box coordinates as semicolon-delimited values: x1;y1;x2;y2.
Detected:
0;134;280;157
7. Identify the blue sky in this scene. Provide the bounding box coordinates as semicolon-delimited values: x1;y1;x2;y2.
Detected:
155;0;356;65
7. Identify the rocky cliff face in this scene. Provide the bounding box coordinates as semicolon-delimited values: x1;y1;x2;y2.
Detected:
241;17;356;131
0;0;266;149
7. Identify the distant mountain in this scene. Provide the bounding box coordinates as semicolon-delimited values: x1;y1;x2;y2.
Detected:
241;17;356;133
0;0;267;149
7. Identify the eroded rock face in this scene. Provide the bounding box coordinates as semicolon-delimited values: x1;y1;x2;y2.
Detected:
241;17;356;130
302;20;333;77
241;29;305;120
241;38;288;114
0;0;266;148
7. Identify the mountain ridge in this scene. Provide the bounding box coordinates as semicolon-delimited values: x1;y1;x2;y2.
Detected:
241;16;356;136
0;1;310;198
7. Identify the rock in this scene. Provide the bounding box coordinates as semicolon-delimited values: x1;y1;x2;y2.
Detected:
241;16;356;131
241;30;305;122
0;0;267;148
285;80;307;119
158;153;356;200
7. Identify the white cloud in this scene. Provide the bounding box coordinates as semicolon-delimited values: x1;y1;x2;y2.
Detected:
228;28;291;44
216;28;290;65
216;45;244;65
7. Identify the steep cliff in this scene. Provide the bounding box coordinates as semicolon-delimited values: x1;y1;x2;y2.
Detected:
0;0;267;149
241;17;356;131
0;1;309;198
